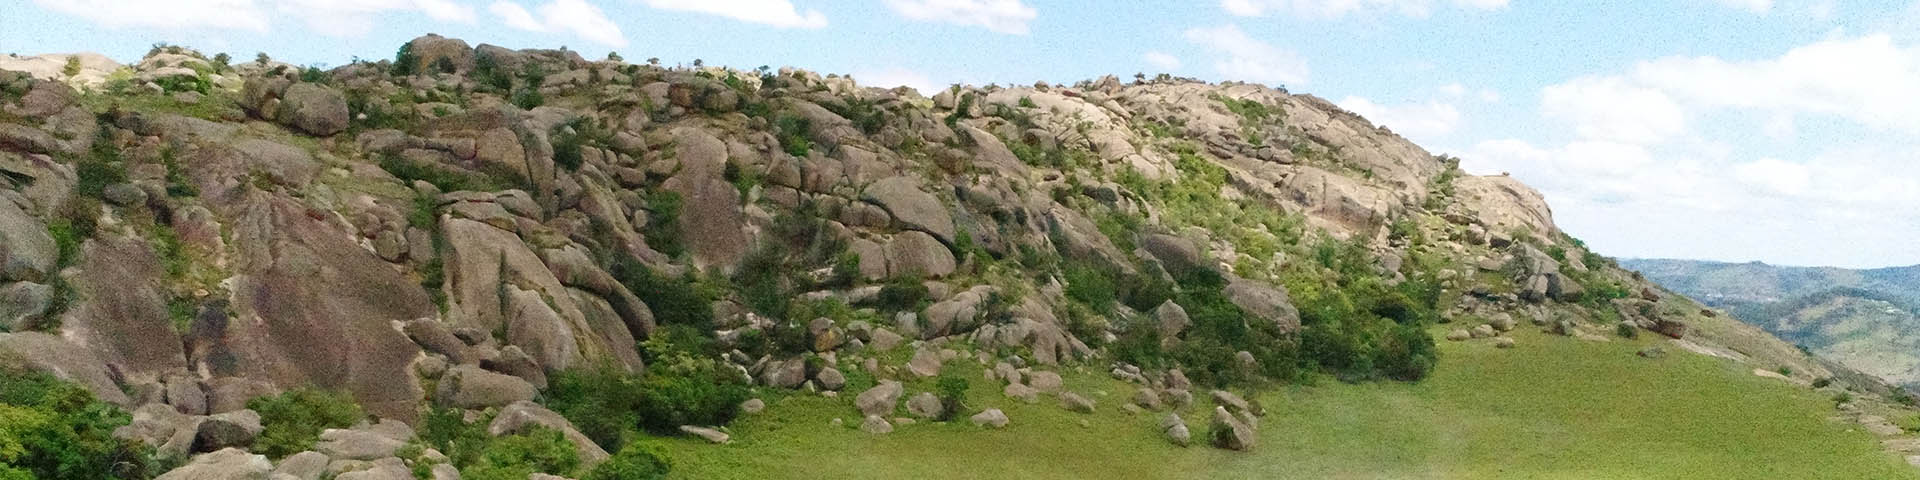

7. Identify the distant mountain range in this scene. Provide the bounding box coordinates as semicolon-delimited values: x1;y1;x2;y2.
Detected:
1624;259;1920;389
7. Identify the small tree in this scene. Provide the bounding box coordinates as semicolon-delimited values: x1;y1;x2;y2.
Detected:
61;56;81;77
934;371;970;421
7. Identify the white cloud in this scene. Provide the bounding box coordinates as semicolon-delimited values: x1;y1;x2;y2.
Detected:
1711;0;1771;14
1439;82;1501;102
1337;96;1462;139
642;0;827;29
1220;0;1508;18
851;67;942;95
1143;51;1182;71
1540;76;1688;144
1458;34;1920;267
278;0;478;36
1732;157;1810;196
1184;25;1310;87
31;0;271;31
31;0;492;36
882;0;1037;35
491;0;627;47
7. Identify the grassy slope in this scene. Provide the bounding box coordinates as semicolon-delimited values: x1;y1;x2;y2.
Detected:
659;327;1916;480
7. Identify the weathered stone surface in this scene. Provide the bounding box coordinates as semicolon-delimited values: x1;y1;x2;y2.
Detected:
1161;413;1191;447
194;409;264;452
908;348;943;377
883;231;957;279
1003;382;1039;403
970;408;1010;428
63;237;188;384
679;425;730;444
1210;406;1256;451
856;381;904;417
155;448;272;480
314;428;406;461
863;176;956;244
0;198;54;282
0;331;131;405
205;193;431;421
917;286;993;339
1224;277;1300;333
906;392;943;418
1027;371;1063;392
860;415;893;434
274;83;349;136
1061;392;1096;413
272;451;330;480
435;365;536;409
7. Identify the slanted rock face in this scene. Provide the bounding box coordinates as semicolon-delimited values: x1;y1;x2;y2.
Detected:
404;34;475;74
1454;175;1557;237
441;217;641;372
61;237;188;384
206;192;433;420
0;197;54;282
863;176;956;244
0;331;132;405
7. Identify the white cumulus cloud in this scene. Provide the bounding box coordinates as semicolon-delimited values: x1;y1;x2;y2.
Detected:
642;0;827;29
30;0;488;35
1540;76;1688;145
882;0;1037;34
1338;96;1462;140
490;0;627;47
1184;25;1310;87
1143;51;1182;71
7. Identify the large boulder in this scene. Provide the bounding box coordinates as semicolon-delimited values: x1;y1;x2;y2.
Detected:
193;409;264;452
154;448;272;480
916;286;994;339
61;237;188;384
882;231;956;279
488;401;611;467
906;392;943;418
856;381;904;417
403;34;475;74
1223;277;1300;333
1453;175;1557;237
970;408;1010;428
435;365;536;409
0;332;131;405
1210;406;1256;451
314;428;407;461
863;176;956;244
1152;300;1190;342
274;83;349;136
1140;233;1205;277
0;198;54;282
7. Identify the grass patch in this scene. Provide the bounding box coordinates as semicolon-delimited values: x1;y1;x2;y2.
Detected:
657;329;1918;479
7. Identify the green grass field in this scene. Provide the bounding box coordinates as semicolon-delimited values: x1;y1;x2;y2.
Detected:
657;328;1918;479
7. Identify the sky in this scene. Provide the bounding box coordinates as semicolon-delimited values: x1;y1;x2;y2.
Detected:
3;0;1918;269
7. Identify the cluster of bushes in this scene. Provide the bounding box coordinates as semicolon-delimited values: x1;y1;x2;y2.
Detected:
0;368;158;480
771;113;814;157
1111;236;1441;388
377;152;502;193
544;362;748;452
248;388;366;458
417;405;668;480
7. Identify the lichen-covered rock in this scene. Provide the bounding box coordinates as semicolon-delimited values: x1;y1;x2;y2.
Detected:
274;83;348;136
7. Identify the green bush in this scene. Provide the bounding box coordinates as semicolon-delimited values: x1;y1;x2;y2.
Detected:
1063;262;1118;314
609;257;711;331
460;427;580;480
547;362;749;444
876;277;929;312
935;370;971;421
0;369;156;480
1615;322;1638;339
418;405;491;468
391;42;417;76
641;191;685;257
378;152;500;193
584;440;673;480
773;113;814;157
249;388;365;459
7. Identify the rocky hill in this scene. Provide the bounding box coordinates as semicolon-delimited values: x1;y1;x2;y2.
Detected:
1626;258;1920;390
1;36;1914;479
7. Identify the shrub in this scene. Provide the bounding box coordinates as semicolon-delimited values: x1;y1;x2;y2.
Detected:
378;152;499;193
391;41;417;76
1812;378;1833;389
0;369;156;480
584;440;673;480
418;405;491;468
876;277;929;312
510;86;545;109
635;363;750;433
641;191;685;257
1062;262;1118;314
773;113;813;157
249;388;365;459
1615;322;1638;339
460;427;580;480
934;370;971;421
545;367;646;450
609;257;710;331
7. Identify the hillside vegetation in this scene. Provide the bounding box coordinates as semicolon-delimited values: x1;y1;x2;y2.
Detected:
0;37;1913;478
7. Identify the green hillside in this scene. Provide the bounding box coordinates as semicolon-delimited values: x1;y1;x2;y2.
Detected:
662;327;1918;480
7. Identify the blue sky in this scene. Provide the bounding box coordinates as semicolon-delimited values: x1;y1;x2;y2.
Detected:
6;0;1919;268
